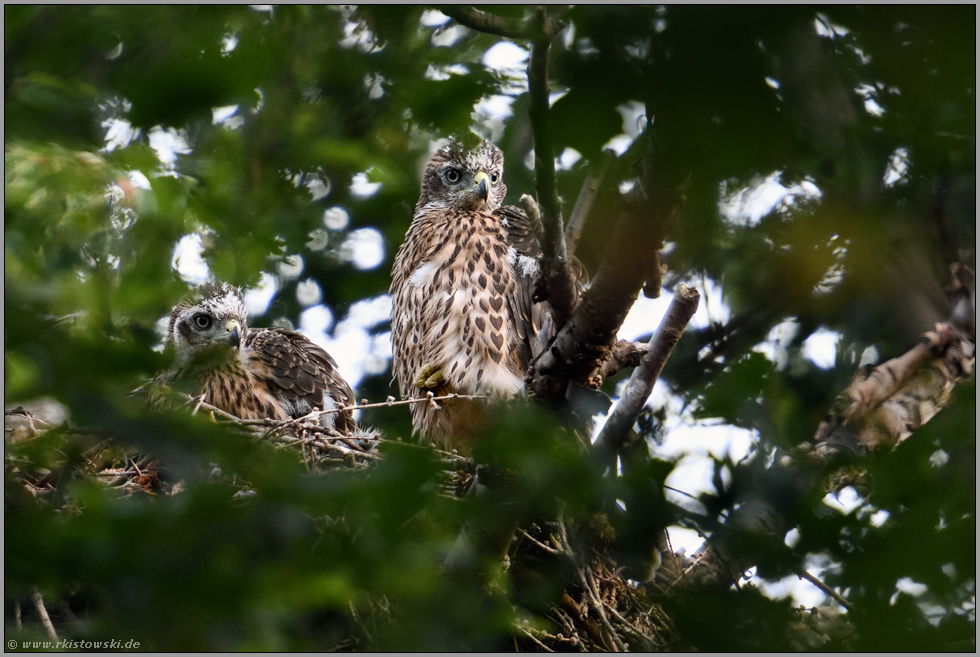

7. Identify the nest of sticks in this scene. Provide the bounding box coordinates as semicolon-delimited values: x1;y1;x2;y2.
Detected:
4;396;692;652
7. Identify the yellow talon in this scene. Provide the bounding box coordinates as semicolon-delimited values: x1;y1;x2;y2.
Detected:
414;363;445;390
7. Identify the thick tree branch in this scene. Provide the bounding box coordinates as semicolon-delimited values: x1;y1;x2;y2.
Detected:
565;149;614;259
527;210;654;402
526;9;576;323
593;285;700;463
677;322;975;591
437;6;525;39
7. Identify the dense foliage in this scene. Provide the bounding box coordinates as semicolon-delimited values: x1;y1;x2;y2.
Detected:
5;5;975;651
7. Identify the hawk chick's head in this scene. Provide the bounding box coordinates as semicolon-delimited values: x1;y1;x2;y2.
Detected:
418;139;507;212
168;282;247;365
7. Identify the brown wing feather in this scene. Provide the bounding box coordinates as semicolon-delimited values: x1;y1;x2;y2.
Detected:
496;204;590;367
496;204;545;370
244;327;357;432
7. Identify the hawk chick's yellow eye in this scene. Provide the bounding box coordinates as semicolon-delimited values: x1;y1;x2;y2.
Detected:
490;172;499;185
193;314;213;329
444;169;461;184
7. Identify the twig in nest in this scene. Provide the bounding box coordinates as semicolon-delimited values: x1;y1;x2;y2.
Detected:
586;568;627;652
557;517;627;653
95;469;137;478
191;394;207;416
664;528;682;581
516;527;563;555
349;601;373;648
5;407;55;438
189;392;490;430
519;625;555;652
32;586;58;641
602;598;647;640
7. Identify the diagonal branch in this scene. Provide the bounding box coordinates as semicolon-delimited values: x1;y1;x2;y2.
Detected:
796;569;853;610
565;149;614;260
527;208;655;403
593;285;700;464
437;6;527;40
526;7;576;323
32;586;58;641
677;322;975;591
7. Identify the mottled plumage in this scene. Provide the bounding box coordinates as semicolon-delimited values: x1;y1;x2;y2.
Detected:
153;282;356;432
390;140;549;451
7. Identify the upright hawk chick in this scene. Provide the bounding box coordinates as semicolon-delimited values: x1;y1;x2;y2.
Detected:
156;282;357;432
391;140;547;451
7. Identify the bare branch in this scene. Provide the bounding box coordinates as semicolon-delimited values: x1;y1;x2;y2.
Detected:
526;8;576;322
678;321;975;591
179;392;487;431
593;285;700;462
598;340;650;381
516;527;563;555
518;625;556;652
437;6;525;39
565;150;614;259
796;569;853;610
813;322;973;455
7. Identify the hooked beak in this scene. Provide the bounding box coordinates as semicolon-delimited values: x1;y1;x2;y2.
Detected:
224;320;242;349
472;171;490;203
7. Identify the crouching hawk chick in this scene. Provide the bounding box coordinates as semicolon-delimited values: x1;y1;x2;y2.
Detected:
151;282;357;432
390;140;553;452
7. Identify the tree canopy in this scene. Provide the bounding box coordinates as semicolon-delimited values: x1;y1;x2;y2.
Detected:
5;5;975;651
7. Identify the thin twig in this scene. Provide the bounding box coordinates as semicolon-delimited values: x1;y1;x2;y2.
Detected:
32;586;58;641
556;517;626;653
663;484;700;503
796;569;853;610
4;407;56;439
586;568;627;652
602;598;647;640
516;527;562;555
15;600;22;632
177;396;241;423
348;601;373;649
185;392;489;429
518;625;555;652
664;528;681;580
565;150;614;259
